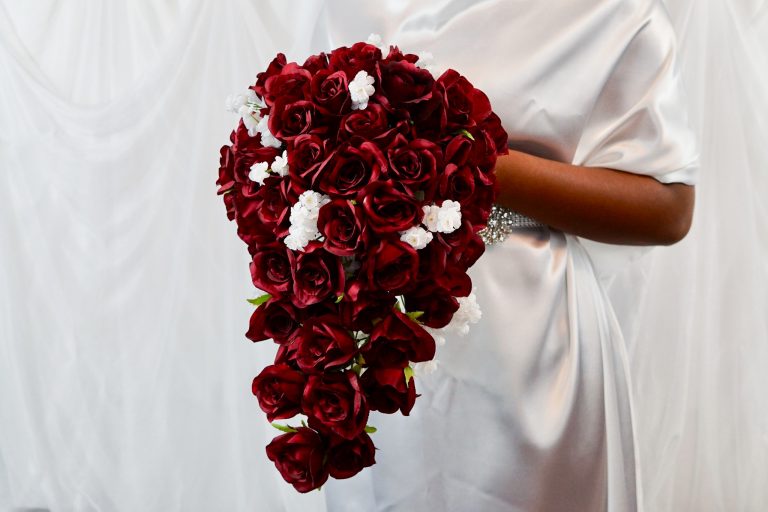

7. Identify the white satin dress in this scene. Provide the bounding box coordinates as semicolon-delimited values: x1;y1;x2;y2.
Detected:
313;1;699;511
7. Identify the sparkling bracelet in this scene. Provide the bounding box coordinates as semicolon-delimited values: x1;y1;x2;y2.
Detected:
478;205;547;245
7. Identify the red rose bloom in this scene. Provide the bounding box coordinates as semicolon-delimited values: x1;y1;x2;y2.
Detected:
311;69;350;115
378;59;435;106
327;432;376;479
266;427;329;493
329;42;382;79
288;134;328;185
313;139;387;198
252;364;306;421
386;136;442;191
361;181;422;234
403;284;460;329
246;299;301;344
360;367;417;415
290;242;345;308
269;99;321;142
339;288;395;332
295;316;358;373
303;371;369;440
253;53;287;98
363;239;419;293
317;199;365;256
437;69;492;127
263;62;312;106
361;309;436;368
338;103;389;140
250;243;292;297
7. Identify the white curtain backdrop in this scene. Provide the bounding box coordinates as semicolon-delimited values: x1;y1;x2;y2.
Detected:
0;1;765;511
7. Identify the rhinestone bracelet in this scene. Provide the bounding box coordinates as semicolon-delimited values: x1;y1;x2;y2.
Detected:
478;205;547;245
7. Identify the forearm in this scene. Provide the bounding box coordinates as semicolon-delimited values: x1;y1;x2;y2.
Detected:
495;150;695;246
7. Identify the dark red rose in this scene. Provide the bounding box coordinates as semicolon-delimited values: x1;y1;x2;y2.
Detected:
303;371;369;440
236;177;290;236
311;69;350;115
253;53;287;99
246;299;301;343
275;337;300;366
387;136;442;190
317;199;364;256
462;174;497;228
303;52;329;74
266;427;329;493
269;99;321;142
361;309;436;368
253;364;306;421
329;42;382;79
437;69;492;127
290;242;345;308
438;220;486;269
231;123;281;183
479;111;509;157
403;285;459;329
314;139;386;198
217;144;235;194
360;367;417;415
363;239;419;293
338;103;389;140
378;59;434;106
384;46;419;64
339;288;394;331
327;432;376;479
295;316;358;373
438;163;475;204
250;243;292;296
263;62;312;106
410;83;447;137
288;134;328;185
361;181;422;234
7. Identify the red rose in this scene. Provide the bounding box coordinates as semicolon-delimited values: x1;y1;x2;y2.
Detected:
438;220;486;269
317;199;365;256
287;134;328;185
269;99;321;142
217;145;235;194
339;288;395;331
363;239;419;293
329;42;382;79
410;84;447;138
403;284;459;329
250;243;292;297
253;53;287;99
263;62;312;107
361;181;422;234
338;103;389;140
252;364;306;421
480;112;509;159
361;309;436;368
236;178;290;237
303;371;369;440
384;46;419;64
311;69;350;115
327;432;376;479
295;316;358;373
246;299;301;343
386;136;442;191
437;69;492;127
231;123;281;183
360;367;417;415
377;59;434;109
314;139;386;198
303;52;329;74
266;427;329;493
290;242;345;308
438;163;476;204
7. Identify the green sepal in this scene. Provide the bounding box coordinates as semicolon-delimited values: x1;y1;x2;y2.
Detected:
335;293;344;303
406;311;424;322
351;363;362;375
364;425;378;434
271;423;298;434
350;199;358;206
458;129;475;141
247;293;272;307
404;366;415;384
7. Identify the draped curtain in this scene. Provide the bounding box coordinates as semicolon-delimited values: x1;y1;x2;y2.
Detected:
0;1;765;510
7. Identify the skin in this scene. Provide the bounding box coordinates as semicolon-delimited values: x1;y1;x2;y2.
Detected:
494;150;695;246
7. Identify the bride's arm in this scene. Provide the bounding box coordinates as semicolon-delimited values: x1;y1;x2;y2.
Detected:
495;150;695;246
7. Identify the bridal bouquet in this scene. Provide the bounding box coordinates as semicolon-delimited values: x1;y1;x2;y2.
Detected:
216;36;507;492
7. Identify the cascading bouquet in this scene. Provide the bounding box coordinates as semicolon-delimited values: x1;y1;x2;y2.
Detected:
216;35;507;492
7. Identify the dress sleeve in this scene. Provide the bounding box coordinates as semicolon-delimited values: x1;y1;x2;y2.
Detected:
572;0;699;185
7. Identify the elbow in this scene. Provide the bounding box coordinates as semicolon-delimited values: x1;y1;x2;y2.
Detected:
658;186;695;246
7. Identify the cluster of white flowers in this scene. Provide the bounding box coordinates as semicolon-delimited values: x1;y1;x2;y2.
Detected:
446;291;482;336
399;226;433;250
365;33;386;51
412;359;439;376
415;51;438;76
422;200;462;234
248;149;290;185
283;190;331;251
349;70;376;110
224;90;281;148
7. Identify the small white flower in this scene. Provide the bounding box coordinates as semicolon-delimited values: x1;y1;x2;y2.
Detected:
366;33;386;50
298;190;330;212
424;326;447;347
399;226;434;250
272;150;289;177
422;204;441;232
284;232;309;252
248;161;270;185
225;93;246;113
446;291;482;336
349;70;376;110
415;51;437;76
436;199;462;234
283;190;330;251
257;115;281;148
244;89;259;105
413;359;439;376
239;105;260;137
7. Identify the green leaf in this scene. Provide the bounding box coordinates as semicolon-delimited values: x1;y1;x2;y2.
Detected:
247;293;272;307
335;293;344;304
404;366;414;384
271;423;298;434
364;425;378;434
458;129;475;141
350;199;358;206
351;363;362;375
406;311;424;321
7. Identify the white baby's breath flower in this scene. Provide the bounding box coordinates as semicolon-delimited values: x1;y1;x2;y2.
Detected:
436;199;462;234
298;190;329;212
413;359;439;376
415;51;437;75
271;150;289;177
399;226;433;250
284;232;309;252
225;93;246;113
423;326;447;347
366;33;386;50
446;291;482;336
244;89;259;105
239;105;260;136
257;115;282;148
349;70;375;110
422;204;441;232
248;161;270;185
283;190;330;251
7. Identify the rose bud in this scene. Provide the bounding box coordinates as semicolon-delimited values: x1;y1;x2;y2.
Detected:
327;432;376;479
290;242;345;308
403;285;459;329
362;239;419;294
317;199;365;256
303;371;369;440
361;309;436;368
249;243;292;297
361;181;422;235
265;427;329;493
252;364;306;422
360;367;417;415
295;316;358;373
246;299;301;344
